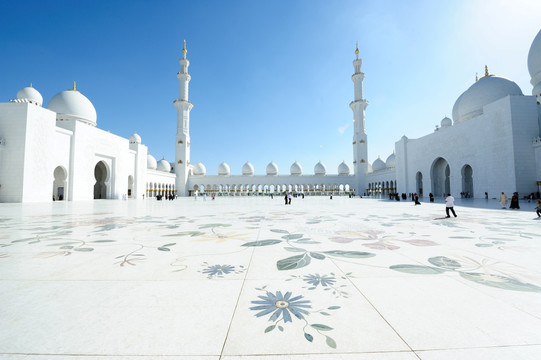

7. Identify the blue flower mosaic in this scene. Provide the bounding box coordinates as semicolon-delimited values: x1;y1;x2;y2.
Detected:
250;290;311;322
303;273;336;287
202;264;235;277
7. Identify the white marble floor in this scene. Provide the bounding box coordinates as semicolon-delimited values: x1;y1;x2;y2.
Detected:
1;196;540;359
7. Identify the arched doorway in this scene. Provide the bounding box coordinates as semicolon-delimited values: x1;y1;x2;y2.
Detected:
462;164;473;197
431;157;450;197
53;166;67;201
416;172;423;196
94;161;109;199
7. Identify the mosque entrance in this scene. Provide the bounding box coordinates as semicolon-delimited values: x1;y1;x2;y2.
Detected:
431;157;450;197
53;166;67;201
461;164;473;197
94;161;109;199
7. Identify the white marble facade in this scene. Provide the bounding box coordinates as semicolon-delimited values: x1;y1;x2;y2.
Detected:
1;29;541;203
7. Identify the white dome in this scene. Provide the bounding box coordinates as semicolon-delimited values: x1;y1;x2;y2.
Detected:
218;161;230;176
147;154;157;170
452;75;523;123
440;117;452;128
48;86;97;126
129;133;141;144
372;156;385;171
157;158;171;172
314;161;326;175
16;85;43;106
266;161;278;176
337;161;350;175
528;28;541;96
242;161;254;176
290;161;302;175
385;152;396;168
193;161;206;176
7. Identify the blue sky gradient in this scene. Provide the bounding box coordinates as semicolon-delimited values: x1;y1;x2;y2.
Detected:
1;0;540;175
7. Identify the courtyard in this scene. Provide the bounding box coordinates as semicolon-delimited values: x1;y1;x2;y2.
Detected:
1;196;540;359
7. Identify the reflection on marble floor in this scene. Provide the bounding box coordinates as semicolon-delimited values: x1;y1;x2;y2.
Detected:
1;197;540;359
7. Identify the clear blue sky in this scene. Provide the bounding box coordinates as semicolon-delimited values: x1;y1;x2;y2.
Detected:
1;0;540;175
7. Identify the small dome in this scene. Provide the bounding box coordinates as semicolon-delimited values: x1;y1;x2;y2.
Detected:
290;161;302;176
314;161;326;175
385;152;396;168
129;133;141;144
440;117;452;128
218;161;230;176
147;154;157;170
193;161;206;176
242;161;254;176
528;28;541;96
48;85;97;126
17;85;43;106
157;158;171;172
372;156;385;171
337;161;350;175
367;162;373;173
266;161;278;176
452;75;523;123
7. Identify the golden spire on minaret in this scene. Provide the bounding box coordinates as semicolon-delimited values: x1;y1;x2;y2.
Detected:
182;40;187;58
71;81;77;91
484;65;489;77
355;41;359;59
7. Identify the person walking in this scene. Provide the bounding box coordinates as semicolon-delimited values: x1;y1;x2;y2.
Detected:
445;193;457;218
535;200;541;217
510;192;520;209
499;192;508;209
414;193;421;205
284;193;288;205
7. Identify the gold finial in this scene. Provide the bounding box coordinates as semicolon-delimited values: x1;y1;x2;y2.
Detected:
30;83;33;88
475;73;478;82
355;41;359;59
71;81;77;91
182;40;187;57
484;65;489;77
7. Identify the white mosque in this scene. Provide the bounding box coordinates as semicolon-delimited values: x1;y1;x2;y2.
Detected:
1;30;541;203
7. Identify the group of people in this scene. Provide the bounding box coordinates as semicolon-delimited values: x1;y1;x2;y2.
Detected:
499;191;520;209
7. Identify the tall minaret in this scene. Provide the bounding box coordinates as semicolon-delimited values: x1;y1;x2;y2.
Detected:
349;42;369;195
174;40;193;196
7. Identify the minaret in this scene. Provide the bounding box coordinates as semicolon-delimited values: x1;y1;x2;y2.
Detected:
174;40;193;196
349;42;369;195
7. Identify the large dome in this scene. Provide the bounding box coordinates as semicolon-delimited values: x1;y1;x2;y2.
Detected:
218;161;230;176
290;161;302;176
242;161;254;176
147;154;157;170
157;158;171;172
337;161;350;175
47;85;97;126
452;75;523;123
528;28;541;97
16;85;43;106
385;152;396;168
314;161;326;175
193;161;206;176
266;161;278;176
372;156;385;171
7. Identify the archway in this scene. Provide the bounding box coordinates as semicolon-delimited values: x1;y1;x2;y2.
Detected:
431;157;450;197
94;161;109;199
416;172;423;196
53;166;67;201
461;164;473;197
